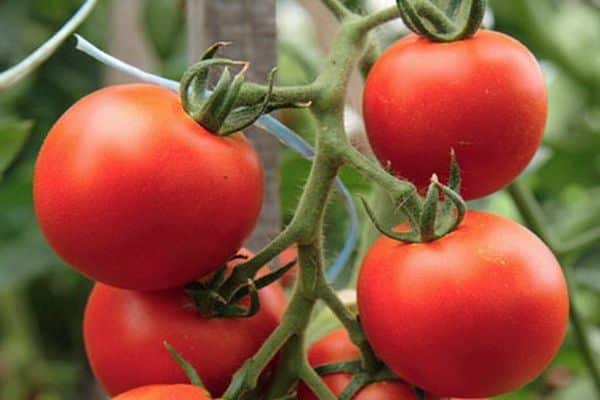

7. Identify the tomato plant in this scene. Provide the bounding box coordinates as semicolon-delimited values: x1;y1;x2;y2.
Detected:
34;84;264;290
358;211;569;398
363;30;547;200
113;384;212;400
6;0;600;399
84;250;286;396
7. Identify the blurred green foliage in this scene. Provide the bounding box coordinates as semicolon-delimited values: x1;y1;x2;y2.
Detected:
0;0;599;399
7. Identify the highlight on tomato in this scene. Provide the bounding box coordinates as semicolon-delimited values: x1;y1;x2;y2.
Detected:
363;30;547;200
357;211;569;398
112;384;211;400
34;84;264;290
84;249;286;397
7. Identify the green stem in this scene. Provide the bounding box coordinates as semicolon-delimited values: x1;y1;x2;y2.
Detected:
317;281;380;372
560;226;600;256
564;262;600;395
342;145;422;222
222;6;408;398
236;82;321;108
321;0;355;21
506;181;559;248
299;361;337;400
356;5;401;33
220;224;300;299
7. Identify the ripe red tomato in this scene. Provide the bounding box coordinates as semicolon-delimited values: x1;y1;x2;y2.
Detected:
84;250;286;397
297;329;440;400
363;30;547;199
357;211;568;398
113;384;211;400
34;84;264;290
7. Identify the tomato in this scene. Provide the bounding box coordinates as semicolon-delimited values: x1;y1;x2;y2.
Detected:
84;250;286;397
363;30;547;199
34;84;264;290
357;211;569;398
113;384;211;400
297;329;440;400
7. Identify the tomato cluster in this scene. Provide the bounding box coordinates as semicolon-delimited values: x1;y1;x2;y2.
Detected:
32;18;568;400
33;84;286;398
358;30;568;399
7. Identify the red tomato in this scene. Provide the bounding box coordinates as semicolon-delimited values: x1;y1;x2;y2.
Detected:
297;329;440;400
34;84;264;290
113;384;211;400
84;250;286;397
363;30;547;199
357;211;568;398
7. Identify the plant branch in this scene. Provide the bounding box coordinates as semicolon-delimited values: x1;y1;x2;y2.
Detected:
342;144;422;221
321;0;355;21
317;281;380;372
219;224;300;299
560;226;600;256
564;262;600;395
299;361;337;400
236;81;321;108
506;181;559;248
355;5;401;33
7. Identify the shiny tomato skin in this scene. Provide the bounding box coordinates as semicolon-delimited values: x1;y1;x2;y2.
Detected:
363;30;547;199
34;84;264;290
113;384;211;400
357;211;569;398
297;329;441;400
84;251;286;397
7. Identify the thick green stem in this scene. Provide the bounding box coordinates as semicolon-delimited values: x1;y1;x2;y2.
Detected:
222;6;409;398
342;144;422;223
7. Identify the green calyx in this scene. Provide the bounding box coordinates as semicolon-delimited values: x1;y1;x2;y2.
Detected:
179;42;309;136
396;0;486;42
362;150;467;244
184;254;296;319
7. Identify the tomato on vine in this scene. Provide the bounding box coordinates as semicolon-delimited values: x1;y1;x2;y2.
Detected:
297;329;441;400
34;84;264;290
357;211;569;398
113;384;212;400
363;30;547;199
84;250;286;397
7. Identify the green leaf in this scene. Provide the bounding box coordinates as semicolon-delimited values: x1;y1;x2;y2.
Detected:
0;119;33;180
144;0;184;59
0;224;58;291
